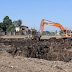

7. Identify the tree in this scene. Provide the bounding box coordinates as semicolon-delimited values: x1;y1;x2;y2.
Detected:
46;31;51;34
12;21;18;27
0;22;3;32
3;16;12;32
31;28;37;31
59;31;61;35
3;16;12;27
0;22;3;28
43;31;51;35
12;19;22;27
0;16;22;33
17;19;22;26
3;16;9;21
6;25;15;32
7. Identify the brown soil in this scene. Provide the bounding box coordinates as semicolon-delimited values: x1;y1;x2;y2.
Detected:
1;51;72;72
0;38;72;62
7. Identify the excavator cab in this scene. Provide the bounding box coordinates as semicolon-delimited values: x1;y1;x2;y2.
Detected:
61;30;71;38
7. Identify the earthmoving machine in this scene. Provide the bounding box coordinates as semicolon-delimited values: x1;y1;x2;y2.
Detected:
31;30;36;40
28;29;37;40
33;19;72;40
39;19;72;39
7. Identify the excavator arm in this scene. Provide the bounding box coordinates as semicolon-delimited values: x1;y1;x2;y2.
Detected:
40;19;65;35
34;19;72;41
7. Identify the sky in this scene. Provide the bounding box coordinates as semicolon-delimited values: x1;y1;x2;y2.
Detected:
0;0;72;32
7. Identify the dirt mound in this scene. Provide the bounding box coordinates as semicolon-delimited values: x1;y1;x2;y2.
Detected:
0;38;72;62
1;50;72;72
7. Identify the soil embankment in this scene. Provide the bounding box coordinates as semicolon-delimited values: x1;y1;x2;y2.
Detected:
0;38;72;62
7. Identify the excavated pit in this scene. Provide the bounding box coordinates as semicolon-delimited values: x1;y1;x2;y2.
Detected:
0;38;72;62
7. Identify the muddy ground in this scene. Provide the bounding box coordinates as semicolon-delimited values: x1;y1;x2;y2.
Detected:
0;38;72;62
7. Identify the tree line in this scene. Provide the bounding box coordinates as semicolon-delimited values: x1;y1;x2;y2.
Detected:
0;16;22;32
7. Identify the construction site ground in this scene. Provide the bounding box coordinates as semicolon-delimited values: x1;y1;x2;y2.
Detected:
0;35;72;72
0;35;61;39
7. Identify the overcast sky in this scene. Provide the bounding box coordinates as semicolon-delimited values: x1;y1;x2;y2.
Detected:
0;0;72;32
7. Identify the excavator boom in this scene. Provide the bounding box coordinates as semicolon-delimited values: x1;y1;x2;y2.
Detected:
40;19;72;38
31;19;72;41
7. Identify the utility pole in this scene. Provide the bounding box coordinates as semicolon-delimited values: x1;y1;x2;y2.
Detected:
34;24;35;30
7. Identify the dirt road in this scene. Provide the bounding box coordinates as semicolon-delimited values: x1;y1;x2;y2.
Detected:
0;35;61;39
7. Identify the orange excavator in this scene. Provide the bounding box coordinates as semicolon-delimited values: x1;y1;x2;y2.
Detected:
36;19;72;40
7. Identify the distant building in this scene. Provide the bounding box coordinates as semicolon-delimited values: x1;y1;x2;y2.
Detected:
15;25;29;35
20;26;28;31
20;26;28;35
15;26;20;32
56;32;60;35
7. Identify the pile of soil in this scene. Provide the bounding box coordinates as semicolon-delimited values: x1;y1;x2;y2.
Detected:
0;38;72;62
1;51;72;72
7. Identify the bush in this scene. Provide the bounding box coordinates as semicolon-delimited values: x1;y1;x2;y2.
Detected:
6;25;14;32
